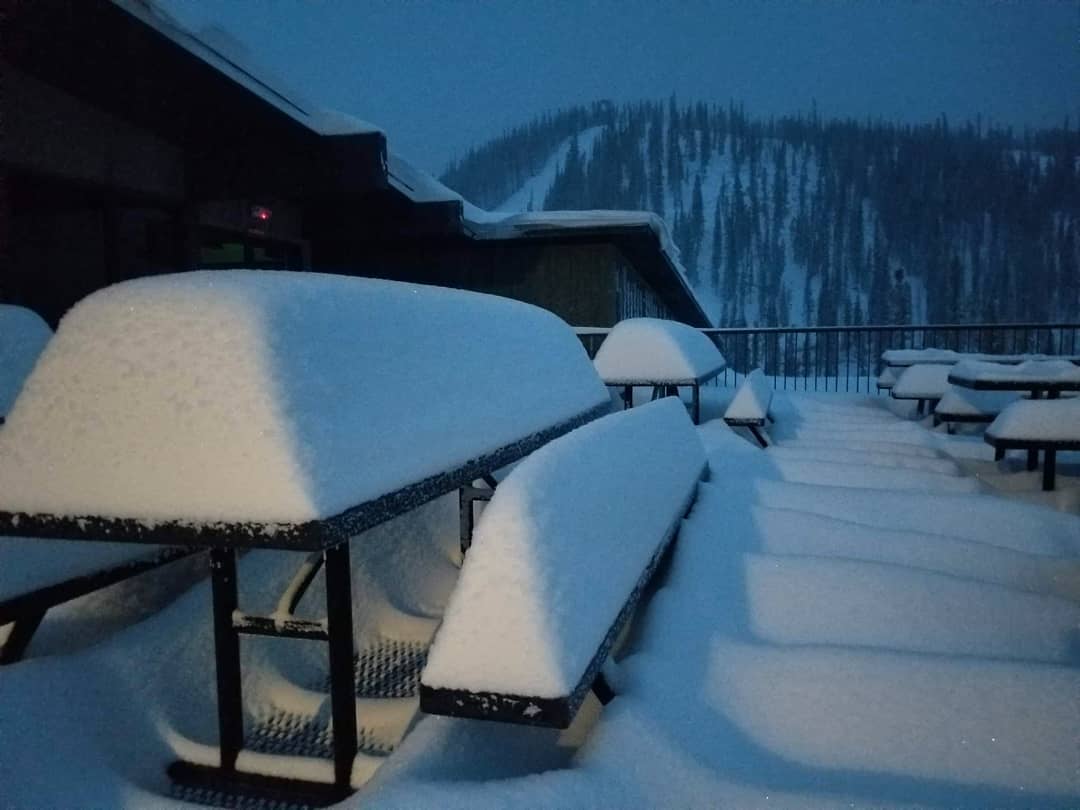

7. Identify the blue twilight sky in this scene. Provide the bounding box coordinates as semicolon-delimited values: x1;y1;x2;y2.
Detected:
157;0;1080;174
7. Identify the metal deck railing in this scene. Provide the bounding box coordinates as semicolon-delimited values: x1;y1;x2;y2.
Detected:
577;323;1080;392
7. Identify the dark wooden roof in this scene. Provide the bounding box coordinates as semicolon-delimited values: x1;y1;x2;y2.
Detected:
3;0;387;200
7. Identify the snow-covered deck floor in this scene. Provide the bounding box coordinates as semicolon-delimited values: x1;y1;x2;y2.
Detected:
2;392;1079;808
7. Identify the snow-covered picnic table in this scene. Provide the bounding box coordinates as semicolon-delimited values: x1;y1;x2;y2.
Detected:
0;271;611;802
592;317;726;423
985;397;1080;490
948;359;1080;399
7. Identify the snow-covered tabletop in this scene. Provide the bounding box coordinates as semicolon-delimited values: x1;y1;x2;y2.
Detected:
593;318;725;384
881;349;1075;368
0;271;611;549
880;348;961;367
948;359;1080;394
986;398;1080;444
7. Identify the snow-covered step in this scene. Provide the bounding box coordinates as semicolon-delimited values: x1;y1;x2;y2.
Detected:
738;552;1080;663
774;437;947;459
698;479;1080;556
766;458;980;493
766;445;962;475
708;641;1080;797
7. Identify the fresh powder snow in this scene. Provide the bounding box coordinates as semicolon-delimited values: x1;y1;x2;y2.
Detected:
592;317;725;383
0;271;609;525
421;397;706;697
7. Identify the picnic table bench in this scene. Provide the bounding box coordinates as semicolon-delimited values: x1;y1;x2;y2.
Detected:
2;310;183;666
723;368;774;447
0;271;613;805
0;541;195;663
420;398;706;728
889;364;952;416
931;388;1022;435
593;317;725;424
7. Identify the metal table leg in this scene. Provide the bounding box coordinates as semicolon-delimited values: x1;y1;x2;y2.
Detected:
210;548;243;771
324;543;357;790
1042;449;1057;491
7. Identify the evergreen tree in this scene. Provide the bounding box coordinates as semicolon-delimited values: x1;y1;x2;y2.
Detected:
647;107;665;217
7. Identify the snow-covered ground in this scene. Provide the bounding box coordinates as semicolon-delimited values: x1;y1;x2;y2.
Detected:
2;391;1078;808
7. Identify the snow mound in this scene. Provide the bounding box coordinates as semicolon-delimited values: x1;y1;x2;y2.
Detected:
987;397;1080;441
593;318;725;383
0;271;609;525
421;398;706;697
0;304;52;415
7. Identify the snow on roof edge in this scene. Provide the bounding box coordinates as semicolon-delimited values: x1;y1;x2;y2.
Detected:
461;208;711;326
111;0;383;138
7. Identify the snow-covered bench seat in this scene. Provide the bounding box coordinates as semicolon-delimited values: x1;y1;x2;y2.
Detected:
0;540;193;663
932;387;1022;435
985;398;1080;491
890;363;952;415
593;318;725;424
876;366;897;392
723;368;773;447
0;271;612;802
420;398;706;728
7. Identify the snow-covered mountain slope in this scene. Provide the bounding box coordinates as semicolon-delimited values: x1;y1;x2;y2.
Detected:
443;101;1080;328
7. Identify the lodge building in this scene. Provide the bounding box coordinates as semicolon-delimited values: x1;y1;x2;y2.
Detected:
1;0;709;328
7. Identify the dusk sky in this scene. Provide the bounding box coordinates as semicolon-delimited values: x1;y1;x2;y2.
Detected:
158;0;1080;174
